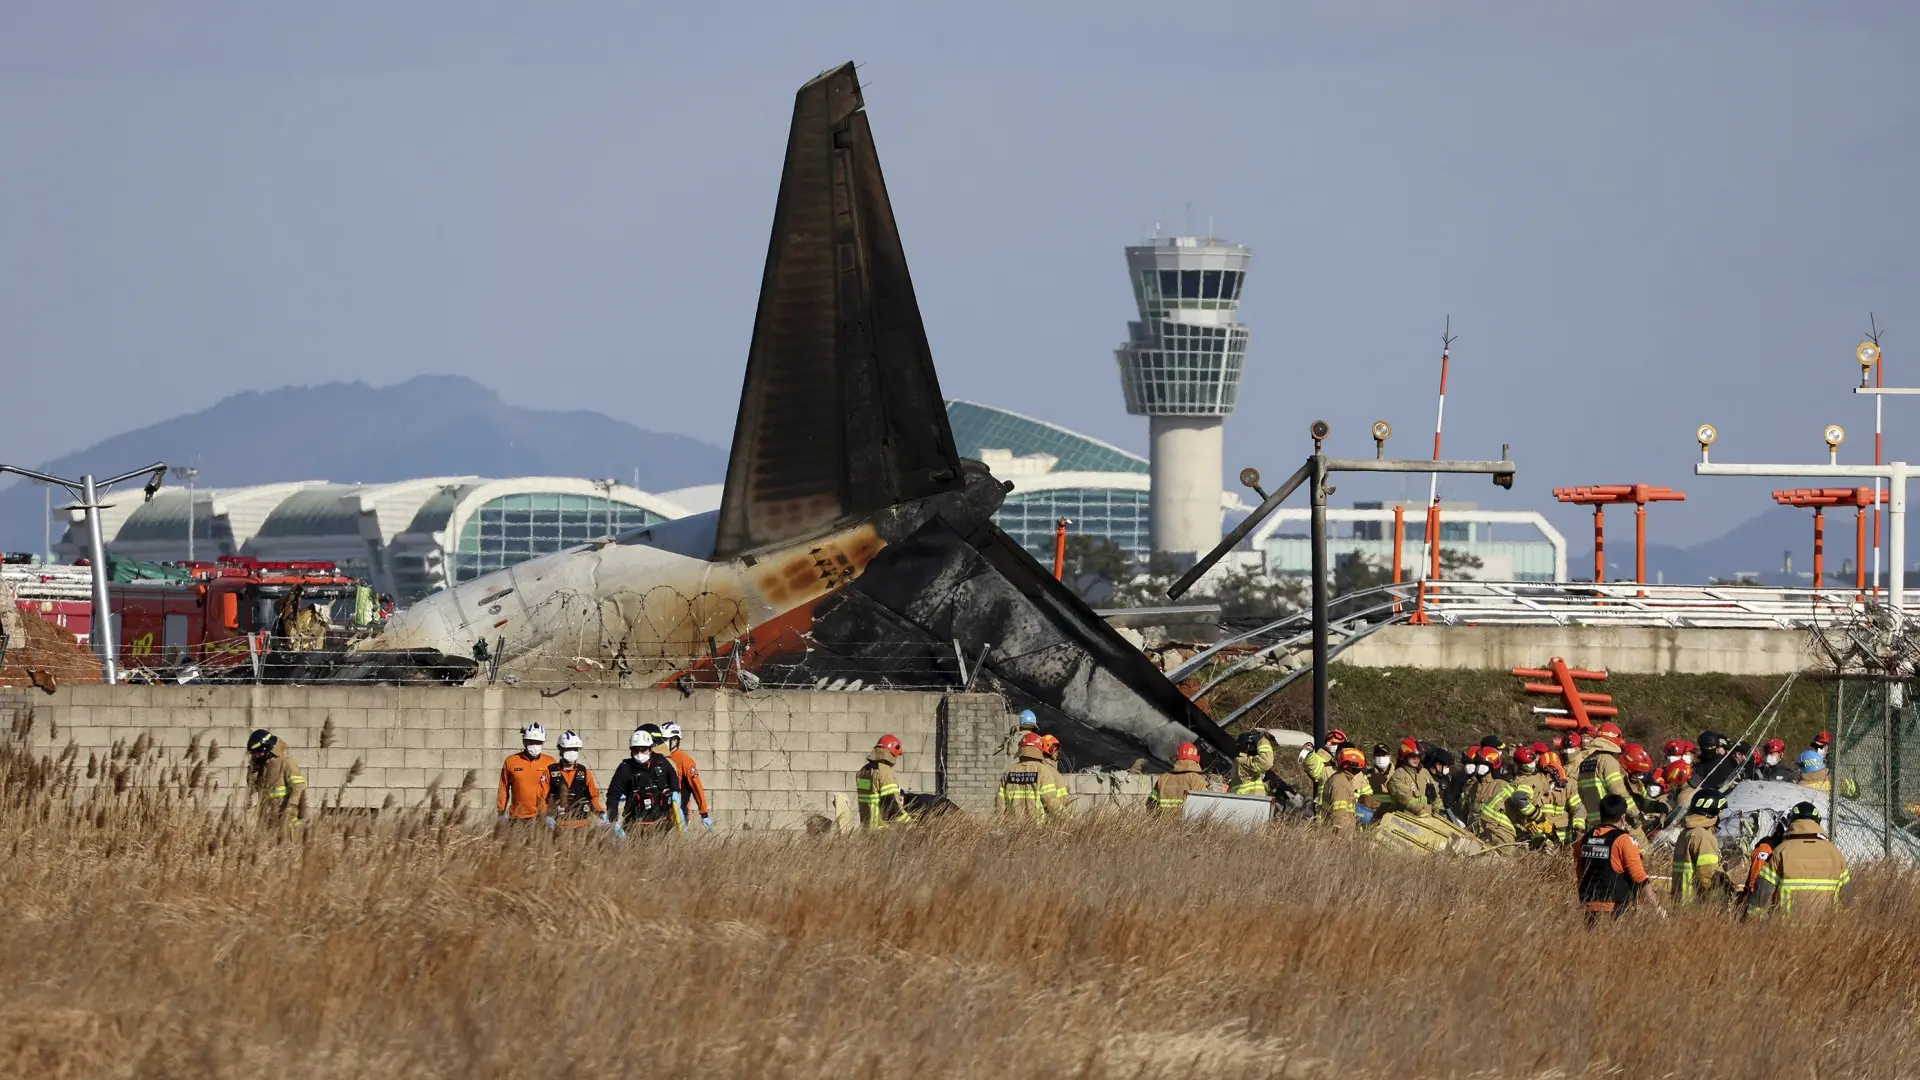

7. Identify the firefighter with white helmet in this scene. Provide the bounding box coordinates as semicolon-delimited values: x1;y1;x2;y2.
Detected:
544;730;604;830
660;721;712;829
606;728;683;834
497;723;556;823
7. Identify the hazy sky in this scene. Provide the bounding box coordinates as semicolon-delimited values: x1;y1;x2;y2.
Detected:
2;2;1915;546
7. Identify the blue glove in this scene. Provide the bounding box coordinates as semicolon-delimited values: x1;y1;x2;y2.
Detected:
544;816;556;830
496;814;509;824
700;815;713;829
613;824;627;840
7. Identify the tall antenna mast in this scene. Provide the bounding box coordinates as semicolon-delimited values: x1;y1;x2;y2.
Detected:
1420;317;1456;582
1869;312;1886;594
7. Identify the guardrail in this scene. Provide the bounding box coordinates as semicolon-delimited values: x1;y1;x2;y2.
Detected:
1417;579;1881;630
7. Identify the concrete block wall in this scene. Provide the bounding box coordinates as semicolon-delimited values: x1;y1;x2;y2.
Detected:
1338;624;1814;676
0;685;1013;831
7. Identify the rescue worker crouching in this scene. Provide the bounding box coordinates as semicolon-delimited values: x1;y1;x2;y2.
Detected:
1000;731;1070;823
1322;746;1372;833
497;723;555;825
1746;801;1852;919
1385;738;1440;817
247;728;306;829
1511;744;1568;843
1467;746;1545;851
1149;742;1210;812
545;730;605;830
855;734;913;830
1671;788;1729;905
607;728;683;836
1233;730;1275;796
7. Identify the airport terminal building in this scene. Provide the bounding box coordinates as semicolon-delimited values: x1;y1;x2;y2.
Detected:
59;477;695;604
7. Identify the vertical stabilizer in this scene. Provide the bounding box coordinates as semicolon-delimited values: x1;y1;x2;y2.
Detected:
713;62;963;561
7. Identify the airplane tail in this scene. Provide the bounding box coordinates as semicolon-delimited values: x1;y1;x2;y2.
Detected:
713;62;964;562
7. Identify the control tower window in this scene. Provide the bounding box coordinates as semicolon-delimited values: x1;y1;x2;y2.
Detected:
1202;270;1223;300
1158;270;1179;298
1180;270;1202;299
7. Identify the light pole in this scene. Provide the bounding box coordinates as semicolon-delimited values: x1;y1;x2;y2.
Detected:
170;465;200;562
0;461;168;685
1692;423;1909;615
1169;420;1516;743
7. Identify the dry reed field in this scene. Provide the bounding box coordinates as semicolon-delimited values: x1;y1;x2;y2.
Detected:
5;727;1919;1080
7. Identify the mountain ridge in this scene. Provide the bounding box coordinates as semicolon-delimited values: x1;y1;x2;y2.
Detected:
0;375;727;554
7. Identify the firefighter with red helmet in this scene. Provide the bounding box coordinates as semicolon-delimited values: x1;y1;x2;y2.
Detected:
1572;722;1635;837
1662;759;1697;821
1149;742;1210;812
1323;746;1372;833
856;734;913;830
1621;742;1660;839
1754;737;1798;782
1301;728;1346;806
1469;746;1545;850
1385;738;1439;817
1000;731;1069;823
1512;744;1568;842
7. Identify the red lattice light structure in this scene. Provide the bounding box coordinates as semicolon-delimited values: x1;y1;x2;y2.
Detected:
1552;484;1686;585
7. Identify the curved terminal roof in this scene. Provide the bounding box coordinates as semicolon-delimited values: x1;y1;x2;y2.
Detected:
946;400;1148;475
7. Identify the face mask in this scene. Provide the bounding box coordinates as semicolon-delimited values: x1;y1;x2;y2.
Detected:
525;745;543;758
1647;784;1663;798
561;750;580;764
632;750;650;763
1374;756;1391;770
1766;753;1781;766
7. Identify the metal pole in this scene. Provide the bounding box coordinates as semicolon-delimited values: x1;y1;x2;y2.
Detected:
1052;518;1069;581
1391;504;1405;613
1593;506;1605;583
1890;461;1906;615
1634;503;1647;586
1813;508;1824;589
1310;454;1330;747
186;473;196;562
1858;507;1868;596
1875;348;1883;595
81;474;118;684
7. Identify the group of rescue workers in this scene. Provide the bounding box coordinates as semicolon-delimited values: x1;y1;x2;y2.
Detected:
242;721;717;835
846;709;1854;922
1226;722;1851;919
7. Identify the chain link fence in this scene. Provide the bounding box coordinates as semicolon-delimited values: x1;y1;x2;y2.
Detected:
1827;677;1920;861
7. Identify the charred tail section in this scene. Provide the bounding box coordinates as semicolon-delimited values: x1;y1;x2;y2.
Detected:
714;62;964;562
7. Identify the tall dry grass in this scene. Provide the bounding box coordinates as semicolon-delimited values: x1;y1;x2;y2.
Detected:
4;720;1919;1079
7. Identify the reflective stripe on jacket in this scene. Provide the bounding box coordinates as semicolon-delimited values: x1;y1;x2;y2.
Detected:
856;752;910;830
1232;739;1275;795
1149;760;1208;810
1746;820;1852;917
1672;816;1724;904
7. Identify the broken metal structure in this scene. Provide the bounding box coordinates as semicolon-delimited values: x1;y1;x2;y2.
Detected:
1169;421;1516;744
373;63;1234;769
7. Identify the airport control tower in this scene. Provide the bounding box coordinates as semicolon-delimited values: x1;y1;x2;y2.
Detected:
1114;235;1251;563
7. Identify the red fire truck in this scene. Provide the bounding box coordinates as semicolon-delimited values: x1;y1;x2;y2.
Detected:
112;557;364;669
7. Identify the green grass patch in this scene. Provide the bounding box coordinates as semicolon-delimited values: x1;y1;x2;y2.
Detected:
1209;664;1831;754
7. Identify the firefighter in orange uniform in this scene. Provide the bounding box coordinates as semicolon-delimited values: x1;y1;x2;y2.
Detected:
498;723;557;824
545;730;605;830
661;722;713;829
1576;794;1659;923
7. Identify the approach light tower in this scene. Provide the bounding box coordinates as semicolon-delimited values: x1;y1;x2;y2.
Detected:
1115;234;1252;564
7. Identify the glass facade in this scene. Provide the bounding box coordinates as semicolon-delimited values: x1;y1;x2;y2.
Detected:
997;487;1151;566
1115;237;1251;418
451;493;670;583
946;400;1148;474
